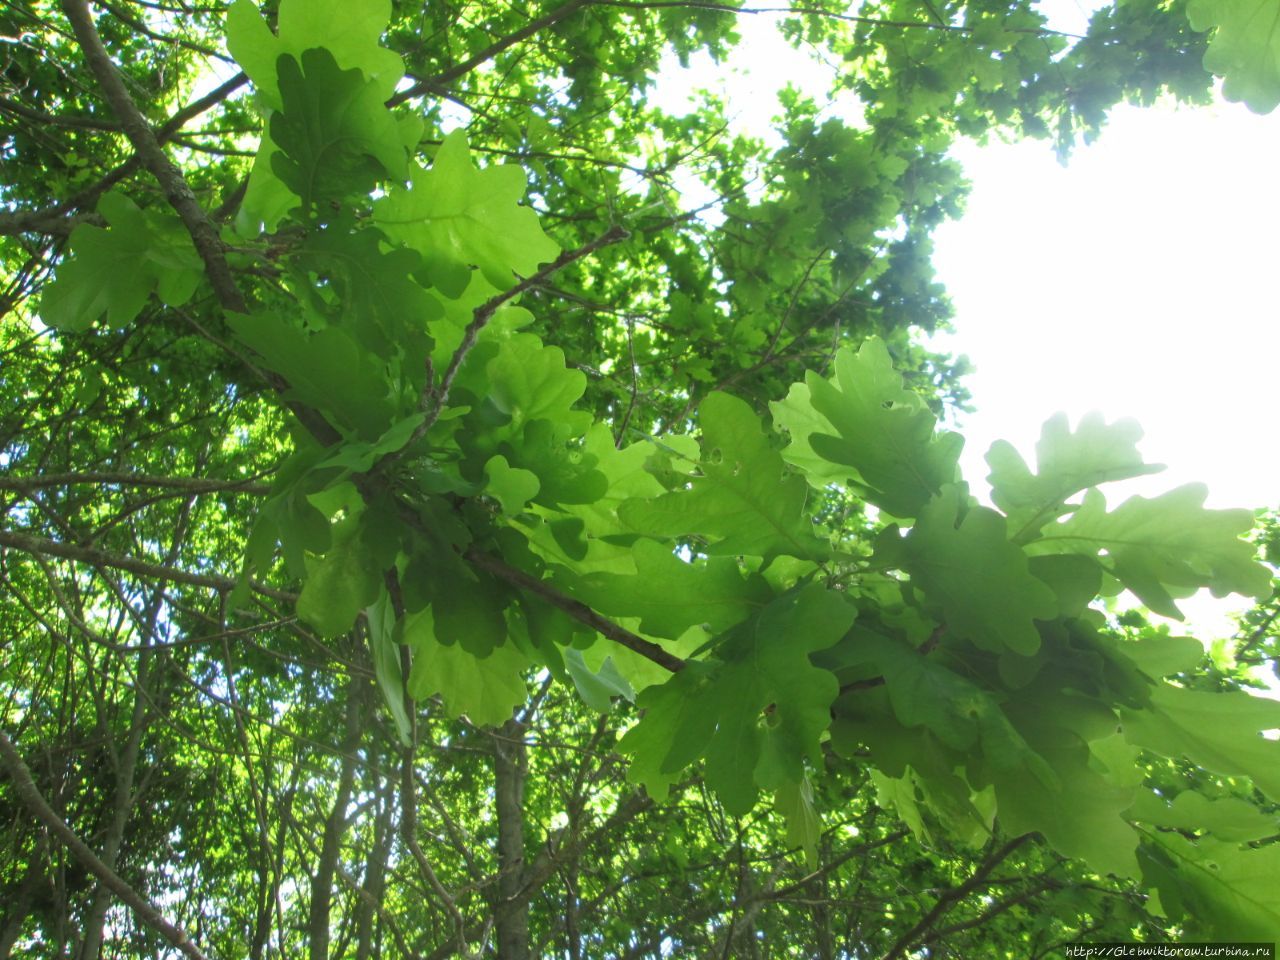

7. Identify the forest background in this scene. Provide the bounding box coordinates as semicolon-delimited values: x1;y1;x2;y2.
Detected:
2;0;1280;958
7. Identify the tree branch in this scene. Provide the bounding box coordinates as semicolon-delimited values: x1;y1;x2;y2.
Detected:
0;471;269;496
0;729;212;960
881;833;1034;960
60;0;247;313
414;223;631;442
389;0;596;105
0;529;295;602
463;546;686;673
0;72;247;238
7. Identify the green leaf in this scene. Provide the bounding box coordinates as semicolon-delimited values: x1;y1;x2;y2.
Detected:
567;538;771;640
366;592;411;745
1129;789;1277;842
270;49;406;213
296;222;439;364
992;739;1140;878
226;311;397;439
986;411;1164;540
313;413;425;477
1186;0;1280;113
373;130;559;296
225;0;404;109
41;192;202;331
619;584;854;814
1028;484;1270;618
903;485;1057;655
430;563;509;657
619;392;828;562
854;632;1056;782
404;607;530;727
296;523;381;636
487;334;590;435
563;647;634;711
775;774;821;869
507;420;609;508
484;455;540;515
1122;684;1280;801
870;768;932;842
772;338;962;518
1141;831;1280;940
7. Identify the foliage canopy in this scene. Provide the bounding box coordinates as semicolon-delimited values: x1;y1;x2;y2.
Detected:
2;0;1279;957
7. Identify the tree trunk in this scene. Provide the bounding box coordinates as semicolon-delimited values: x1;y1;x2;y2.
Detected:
308;677;364;960
493;717;529;960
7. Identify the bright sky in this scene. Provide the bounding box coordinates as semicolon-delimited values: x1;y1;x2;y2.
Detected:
652;10;1280;640
931;97;1280;638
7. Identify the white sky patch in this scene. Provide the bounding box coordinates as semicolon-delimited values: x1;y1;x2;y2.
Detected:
930;99;1280;638
648;12;1280;643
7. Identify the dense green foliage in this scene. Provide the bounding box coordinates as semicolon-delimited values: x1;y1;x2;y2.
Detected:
2;0;1279;958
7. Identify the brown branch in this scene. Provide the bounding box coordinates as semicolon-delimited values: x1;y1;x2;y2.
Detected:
592;1;1083;38
0;471;269;495
0;529;295;601
0;729;212;960
881;834;1035;960
55;5;335;445
463;546;686;673
416;223;631;440
61;0;247;313
0;70;246;238
389;0;596;105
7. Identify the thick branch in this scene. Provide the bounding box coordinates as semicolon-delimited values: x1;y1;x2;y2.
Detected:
0;72;247;239
0;730;211;960
0;529;294;602
61;0;247;313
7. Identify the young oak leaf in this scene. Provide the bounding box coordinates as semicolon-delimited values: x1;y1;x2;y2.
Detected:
903;485;1057;655
270;49;408;212
619;584;855;814
1141;831;1280;941
296;523;382;637
1186;0;1280;113
1122;684;1280;801
373;131;559;298
404;607;531;728
1128;790;1277;843
991;738;1141;878
618;392;828;562
225;0;405;109
772;337;962;519
1026;484;1270;618
986;411;1164;541
564;538;772;640
484;455;540;515
41;191;202;332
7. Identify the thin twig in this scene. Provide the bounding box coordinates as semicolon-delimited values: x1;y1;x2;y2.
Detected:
389;0;596;104
420;224;630;438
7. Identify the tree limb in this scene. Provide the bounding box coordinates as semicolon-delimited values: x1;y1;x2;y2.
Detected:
0;471;269;496
389;0;596;105
60;0;247;313
0;529;295;602
0;729;212;960
463;546;686;673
